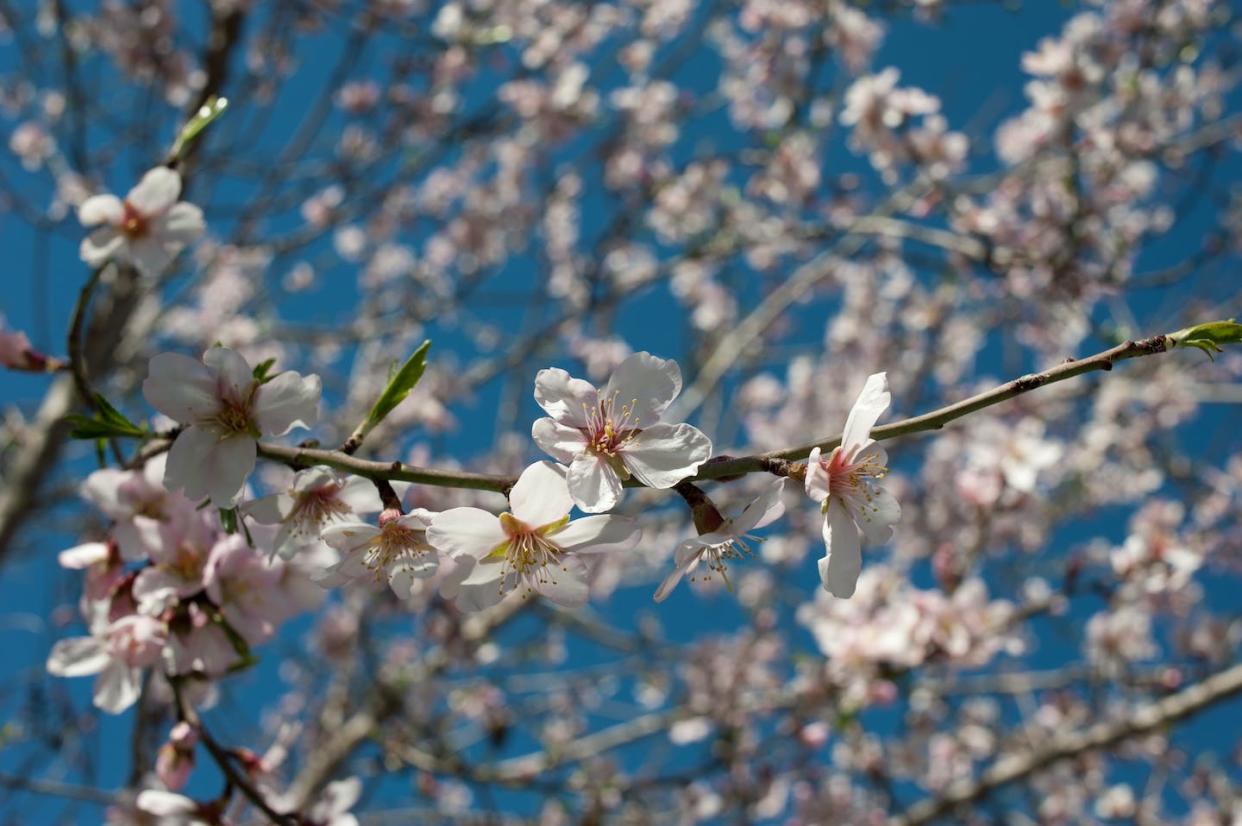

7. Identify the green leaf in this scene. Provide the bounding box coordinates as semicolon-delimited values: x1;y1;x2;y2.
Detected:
365;340;431;431
252;357;277;383
68;394;146;439
1168;319;1242;361
219;507;238;534
169;95;229;161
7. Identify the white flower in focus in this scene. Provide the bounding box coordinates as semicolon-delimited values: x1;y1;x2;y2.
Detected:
804;372;900;599
320;508;440;598
427;462;640;611
653;477;787;602
78;166;205;278
532;352;712;512
46;615;168;714
143;347;321;505
245;468;388;559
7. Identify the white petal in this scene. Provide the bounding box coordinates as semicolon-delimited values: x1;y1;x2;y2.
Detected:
157;202;205;244
127;166;181;215
841;372;890;455
554;515;639;554
46;637;109;676
858;487;900;545
136;790;200;816
454;579;507;612
320;522;380;552
93;661;142;714
203;347;255;403
509;461;572;526
532;417;588;464
730;477;787;534
603;351;682;424
143;352;219;423
77;194;123;227
254;371;321;435
79;469;126;516
819;501;862;599
533;368;598;427
337;475;384;513
653;539;703;603
387;554;438;597
241;493;284;525
126;236;179;279
803;447;829;504
621;422;712;489
79;227;125;267
58;541;111;570
531;556;590;607
164;427;255;504
566;453;623;513
426;509;507;559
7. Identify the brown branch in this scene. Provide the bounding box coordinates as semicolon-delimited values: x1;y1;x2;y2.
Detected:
890;661;1242;826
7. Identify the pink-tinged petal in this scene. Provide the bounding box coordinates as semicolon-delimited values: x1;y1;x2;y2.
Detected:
254;371;321;435
202;346;255;402
530;555;590;607
566;453;622;513
858;488;900;545
653;538;704;603
819;500;862;599
621;422;712;489
730;477;787;534
804;447;829;504
164;427;256;505
554;515;639;554
79;227;125;267
77;194;123;227
143;353;219;422
58;541;111;570
93;661;142;714
46;637;109;676
426;508;507;559
533;367;599;427
840;372;890;456
509;461;572;526
532;417;588;464
127;166;181;215
320;522;380;552
79;469;126;516
603;351;682;424
157;202;205;243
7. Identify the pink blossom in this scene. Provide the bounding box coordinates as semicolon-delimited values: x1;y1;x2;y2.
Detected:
78;167;205;278
46;614;168;714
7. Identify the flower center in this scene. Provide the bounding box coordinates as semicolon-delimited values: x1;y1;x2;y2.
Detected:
362;520;428;575
121;201;149;238
288;486;352;538
210;395;258;438
492;513;570;594
582;393;641;457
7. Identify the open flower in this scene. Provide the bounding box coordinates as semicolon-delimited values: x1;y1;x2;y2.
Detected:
320;508;440;598
80;454;197;562
804;373;900;599
654;477;787;602
245;468;389;559
143;347;321;505
78;166;205;278
427;462;640;611
46;614;168;714
532;352;712;512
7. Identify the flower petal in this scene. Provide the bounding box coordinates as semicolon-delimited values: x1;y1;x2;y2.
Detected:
46;637;109;677
818;500;862;599
320;522;380;552
143;352;219;423
603;351;682;424
93;661;142;714
157;202;205;244
858;487;900;545
554;515;639;554
653;538;703;603
804;447;829;504
566;453;623;513
127;166;181;215
426;509;507;559
730;477;787;534
77;194;123;227
533;367;599;427
202;347;255;403
164;427;256;505
254;370;321;435
530;555;590;607
509;461;572;526
621;422;712;489
58;541;111;570
79;227;125;267
841;372;890;455
532;417;587;464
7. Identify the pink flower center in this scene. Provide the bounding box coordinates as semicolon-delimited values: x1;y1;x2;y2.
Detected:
361;516;429;576
582;393;641;457
822;446;887;500
287;485;352;538
121;201;149;238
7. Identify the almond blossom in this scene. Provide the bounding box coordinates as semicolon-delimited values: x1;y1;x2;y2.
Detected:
80;454;197;561
532;352;712;512
427;462;640;611
804;372;900;598
320;507;440;598
142;347;321;505
78;166;205;278
46;614;168;714
654;477;787;602
244;468;390;559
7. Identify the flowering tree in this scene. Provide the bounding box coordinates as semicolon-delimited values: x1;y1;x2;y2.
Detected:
1;0;1242;823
